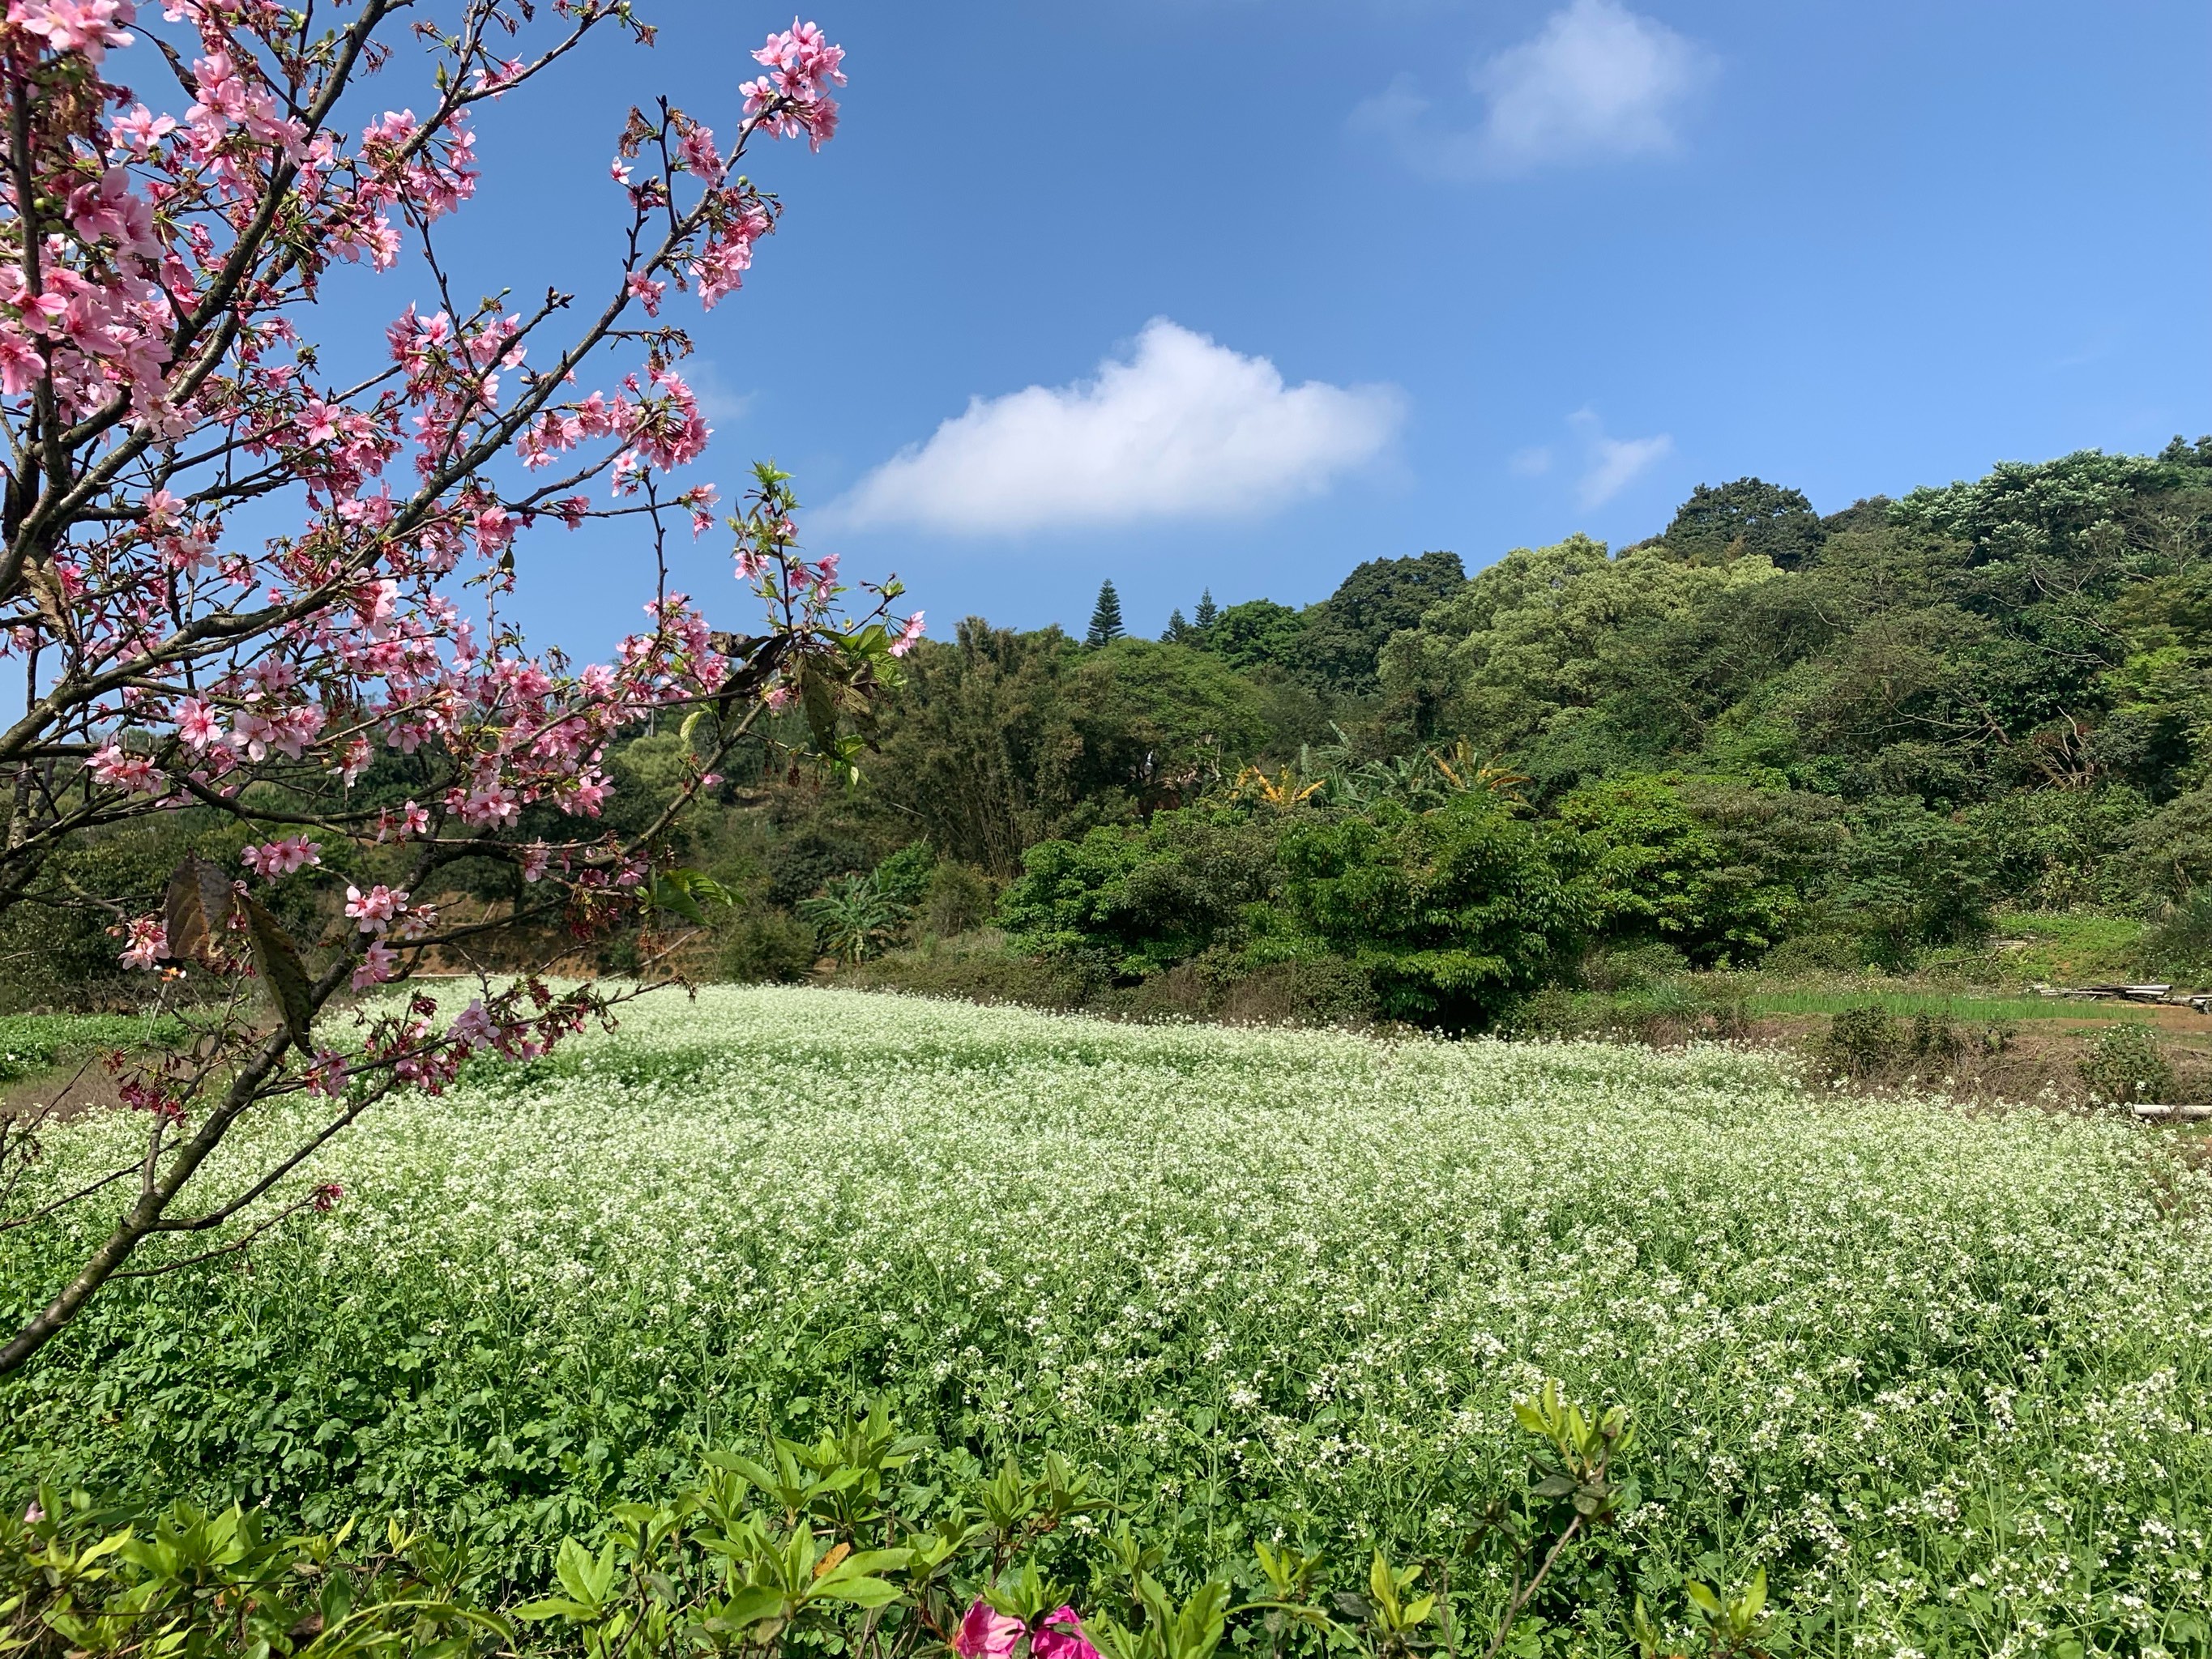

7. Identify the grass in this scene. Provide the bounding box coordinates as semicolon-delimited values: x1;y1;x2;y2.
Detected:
1986;908;2154;983
1740;987;2157;1022
2;987;2209;1655
0;1010;184;1083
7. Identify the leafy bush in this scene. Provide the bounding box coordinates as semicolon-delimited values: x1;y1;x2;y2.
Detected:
2143;889;2212;983
1279;795;1586;1030
998;811;1281;982
1963;787;2149;911
1555;774;1839;965
2077;1023;2175;1104
1816;1005;1902;1079
1830;797;1994;966
801;874;911;966
874;842;939;908
717;910;821;983
921;861;998;939
1758;932;1866;977
1;1392;1650;1659
1508;978;1747;1046
2125;787;2212;902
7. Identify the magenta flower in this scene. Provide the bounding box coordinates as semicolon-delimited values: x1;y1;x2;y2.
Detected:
954;1600;1023;1659
1032;1607;1100;1659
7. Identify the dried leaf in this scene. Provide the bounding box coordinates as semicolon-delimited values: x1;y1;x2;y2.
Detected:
164;855;236;966
242;896;314;1050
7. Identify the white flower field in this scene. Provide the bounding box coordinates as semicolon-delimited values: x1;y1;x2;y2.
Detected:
2;987;2208;1653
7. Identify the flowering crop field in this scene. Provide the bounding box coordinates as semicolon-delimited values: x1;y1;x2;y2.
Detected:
3;987;2210;1654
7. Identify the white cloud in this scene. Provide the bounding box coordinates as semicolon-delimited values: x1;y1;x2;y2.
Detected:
1352;0;1713;179
1565;408;1672;507
1509;446;1553;476
834;320;1404;536
680;360;754;424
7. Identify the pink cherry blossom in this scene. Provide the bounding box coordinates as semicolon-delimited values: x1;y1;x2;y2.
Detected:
350;941;397;989
0;0;907;1375
344;883;408;933
117;914;167;970
241;834;322;878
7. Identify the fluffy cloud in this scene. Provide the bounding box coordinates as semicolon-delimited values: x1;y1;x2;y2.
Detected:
834;320;1403;535
1568;409;1672;507
1353;0;1713;179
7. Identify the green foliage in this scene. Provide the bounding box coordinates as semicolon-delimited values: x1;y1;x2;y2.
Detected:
1381;446;2212;809
2077;1022;2175;1104
716;910;820;983
0;1487;503;1657
1279;795;1586;1028
920;860;997;939
1815;1004;1903;1081
1659;477;1826;569
1086;581;1125;647
1829;797;1993;966
2125;786;2212;900
867;625;1275;874
0;1013;183;1083
1197;599;1307;677
1555;774;1839;964
998;810;1281;981
1296;550;1466;696
798;874;909;966
1962;787;2150;911
1;1392;1638;1659
2143;889;2212;982
873;842;937;909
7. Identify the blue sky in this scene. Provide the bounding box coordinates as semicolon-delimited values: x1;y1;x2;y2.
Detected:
411;0;2209;649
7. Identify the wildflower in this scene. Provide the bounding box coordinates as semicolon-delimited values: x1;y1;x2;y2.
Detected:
955;1601;1023;1659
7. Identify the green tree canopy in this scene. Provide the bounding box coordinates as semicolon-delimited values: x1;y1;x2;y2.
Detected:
1085;580;1125;646
1659;478;1826;569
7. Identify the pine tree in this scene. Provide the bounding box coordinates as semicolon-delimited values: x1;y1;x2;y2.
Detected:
1160;608;1190;643
1085;580;1125;646
1194;588;1218;631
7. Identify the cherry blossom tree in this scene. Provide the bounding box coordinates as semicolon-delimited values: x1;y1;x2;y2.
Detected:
0;0;919;1375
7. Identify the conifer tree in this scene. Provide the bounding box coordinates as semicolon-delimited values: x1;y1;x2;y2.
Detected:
1194;588;1219;630
1086;580;1126;646
1160;608;1191;643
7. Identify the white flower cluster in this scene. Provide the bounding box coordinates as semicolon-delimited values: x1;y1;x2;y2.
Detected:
5;987;2209;1648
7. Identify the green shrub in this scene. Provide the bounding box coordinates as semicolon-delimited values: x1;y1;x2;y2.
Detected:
1964;787;2149;911
1831;797;1994;966
717;908;820;983
2077;1023;2175;1104
920;859;997;938
1759;932;1865;976
1577;940;1691;992
998;809;1281;981
1279;795;1587;1030
842;935;1094;1009
2124;786;2212;902
873;840;937;907
1817;1004;1902;1079
1555;774;1841;965
2143;889;2212;983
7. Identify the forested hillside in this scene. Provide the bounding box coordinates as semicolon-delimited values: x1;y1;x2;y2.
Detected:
11;440;2212;1026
